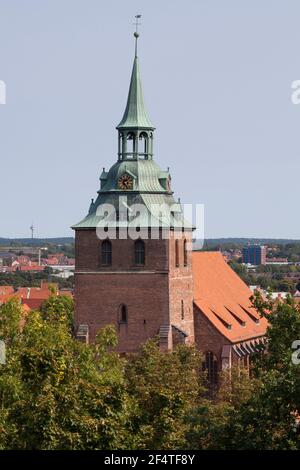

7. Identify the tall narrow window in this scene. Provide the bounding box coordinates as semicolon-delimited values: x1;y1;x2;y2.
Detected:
181;300;184;320
118;304;128;323
175;239;179;267
183;239;188;267
139;132;148;157
202;351;218;385
135;239;145;265
101;239;112;266
126;132;136;157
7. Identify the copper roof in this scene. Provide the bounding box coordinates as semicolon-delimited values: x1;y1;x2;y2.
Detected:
117;56;154;130
192;252;268;343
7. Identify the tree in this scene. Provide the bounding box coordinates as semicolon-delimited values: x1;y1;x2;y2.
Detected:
0;299;132;449
221;294;300;449
40;293;74;330
124;339;205;449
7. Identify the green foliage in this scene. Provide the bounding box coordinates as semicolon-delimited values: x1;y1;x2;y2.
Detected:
220;295;300;449
0;300;131;449
40;294;74;329
0;294;300;449
228;261;255;286
124;340;204;449
0;271;74;289
184;367;255;449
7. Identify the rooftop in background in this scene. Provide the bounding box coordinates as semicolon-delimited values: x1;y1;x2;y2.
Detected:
0;281;73;310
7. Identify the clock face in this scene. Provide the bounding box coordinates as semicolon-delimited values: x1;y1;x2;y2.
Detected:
118;174;133;190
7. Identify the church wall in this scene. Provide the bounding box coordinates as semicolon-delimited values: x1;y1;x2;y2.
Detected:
75;271;169;351
75;229;169;272
193;304;231;370
74;229;171;350
168;231;195;344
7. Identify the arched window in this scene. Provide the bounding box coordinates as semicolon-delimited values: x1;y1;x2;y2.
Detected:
202;351;218;385
181;300;184;320
183;239;188;267
101;239;112;266
118;304;128;323
139;132;148;156
135;239;145;265
175;239;179;267
126;132;136;157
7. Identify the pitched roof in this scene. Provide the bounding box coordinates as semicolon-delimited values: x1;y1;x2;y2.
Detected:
192;252;268;343
0;286;14;296
19;265;45;272
0;282;72;311
17;287;53;300
0;292;19;305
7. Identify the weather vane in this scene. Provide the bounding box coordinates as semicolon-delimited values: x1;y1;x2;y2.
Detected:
133;14;142;56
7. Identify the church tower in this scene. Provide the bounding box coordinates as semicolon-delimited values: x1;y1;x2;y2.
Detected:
72;28;194;352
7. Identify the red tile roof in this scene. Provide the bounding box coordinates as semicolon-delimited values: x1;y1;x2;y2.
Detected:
0;293;18;305
19;266;45;272
192;252;268;343
0;286;14;296
21;298;47;310
0;282;72;311
17;283;65;309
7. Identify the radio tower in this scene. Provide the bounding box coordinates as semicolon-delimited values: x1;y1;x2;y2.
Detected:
30;224;34;239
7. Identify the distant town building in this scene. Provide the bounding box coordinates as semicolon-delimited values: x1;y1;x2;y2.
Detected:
242;245;266;265
265;257;289;265
0;281;73;310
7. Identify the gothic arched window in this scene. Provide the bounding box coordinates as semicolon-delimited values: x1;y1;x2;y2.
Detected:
118;304;128;323
202;351;218;385
175;239;179;267
183;239;188;267
101;239;112;266
135;239;145;265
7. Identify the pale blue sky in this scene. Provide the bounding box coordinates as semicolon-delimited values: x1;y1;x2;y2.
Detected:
0;0;299;239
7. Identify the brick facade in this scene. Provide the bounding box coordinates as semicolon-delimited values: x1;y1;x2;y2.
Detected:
74;229;194;352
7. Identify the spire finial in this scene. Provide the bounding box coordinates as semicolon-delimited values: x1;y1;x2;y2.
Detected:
133;14;142;57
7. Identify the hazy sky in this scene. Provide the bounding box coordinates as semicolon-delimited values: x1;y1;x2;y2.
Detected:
0;0;299;239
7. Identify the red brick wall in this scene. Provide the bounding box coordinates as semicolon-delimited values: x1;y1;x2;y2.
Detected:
75;271;169;352
75;230;169;271
193;304;231;368
75;229;195;351
168;231;194;344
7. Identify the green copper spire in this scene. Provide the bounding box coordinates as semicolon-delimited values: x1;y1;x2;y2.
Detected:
117;30;154;130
